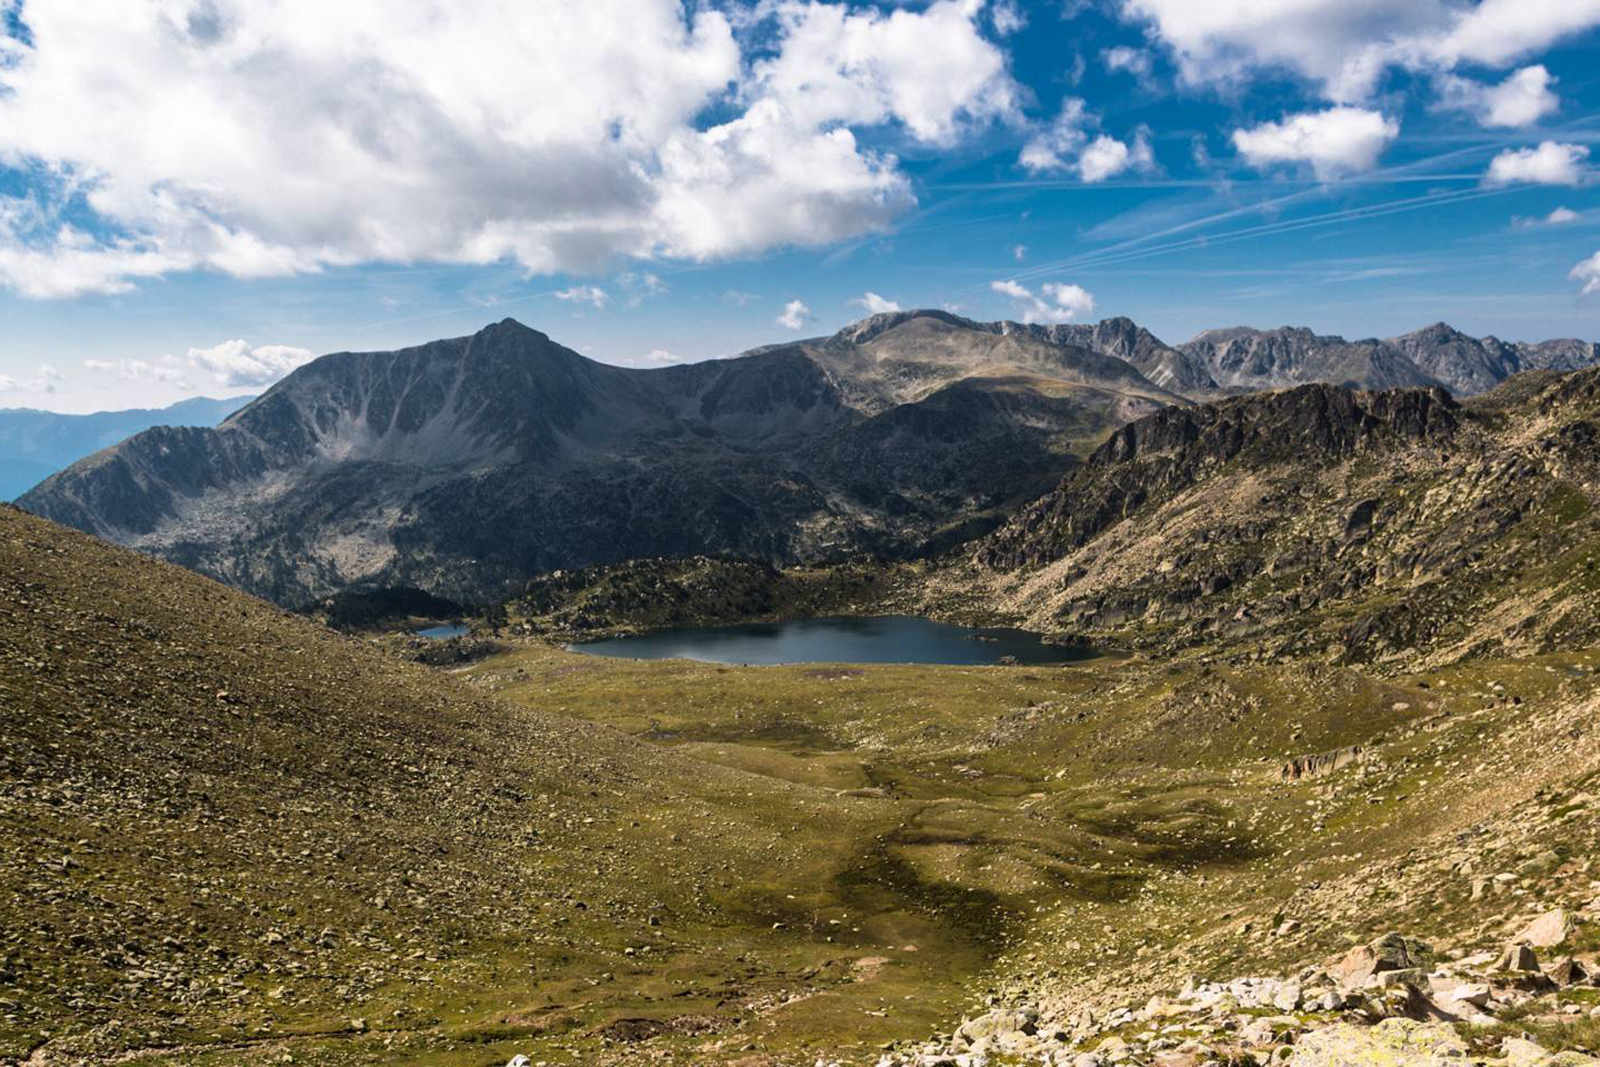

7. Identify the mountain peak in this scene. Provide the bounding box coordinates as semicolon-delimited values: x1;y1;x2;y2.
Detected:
827;308;977;347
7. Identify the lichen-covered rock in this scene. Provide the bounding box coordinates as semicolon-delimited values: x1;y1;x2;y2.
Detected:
1290;1019;1467;1065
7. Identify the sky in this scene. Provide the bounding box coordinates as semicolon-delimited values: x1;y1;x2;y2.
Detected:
0;0;1598;411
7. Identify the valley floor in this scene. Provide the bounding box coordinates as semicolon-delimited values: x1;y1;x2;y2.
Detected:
7;499;1600;1065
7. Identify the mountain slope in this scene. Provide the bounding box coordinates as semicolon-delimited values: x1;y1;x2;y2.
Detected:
1;502;975;1065
0;394;251;500
955;369;1600;667
19;314;1179;605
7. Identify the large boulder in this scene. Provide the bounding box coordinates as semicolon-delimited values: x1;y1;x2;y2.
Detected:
1518;909;1575;948
1291;1019;1467;1065
1332;933;1433;989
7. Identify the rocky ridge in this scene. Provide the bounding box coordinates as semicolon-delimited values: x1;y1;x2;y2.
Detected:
952;370;1600;668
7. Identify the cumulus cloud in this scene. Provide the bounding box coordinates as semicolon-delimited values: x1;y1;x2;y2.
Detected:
776;299;813;329
554;285;609;309
1485;141;1590;186
1437;65;1559;128
1572;250;1600;296
990;279;1094;324
0;0;1019;298
852;291;902;314
1231;107;1399;179
1020;100;1155;182
188;341;316;387
1120;0;1600;103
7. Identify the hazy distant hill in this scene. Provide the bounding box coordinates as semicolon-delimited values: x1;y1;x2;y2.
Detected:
0;395;252;500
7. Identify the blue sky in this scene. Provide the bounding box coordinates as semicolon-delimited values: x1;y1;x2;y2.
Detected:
0;0;1597;411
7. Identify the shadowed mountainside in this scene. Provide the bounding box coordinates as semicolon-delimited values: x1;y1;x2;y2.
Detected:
19;314;1179;605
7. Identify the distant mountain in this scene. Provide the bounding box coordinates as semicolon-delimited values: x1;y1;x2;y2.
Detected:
0;395;252;500
986;317;1597;399
1177;326;1444;394
1390;322;1599;396
20;313;1180;605
1161;323;1597;399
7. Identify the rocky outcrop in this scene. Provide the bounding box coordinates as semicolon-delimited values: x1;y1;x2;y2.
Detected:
1281;744;1365;781
955;364;1600;665
975;383;1460;570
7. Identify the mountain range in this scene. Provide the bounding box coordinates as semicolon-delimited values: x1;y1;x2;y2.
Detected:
17;310;1597;606
0;394;252;501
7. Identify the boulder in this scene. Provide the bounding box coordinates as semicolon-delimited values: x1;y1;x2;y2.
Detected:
1331;933;1432;989
1518;909;1575;948
1495;943;1541;973
1547;957;1592;987
1290;1019;1468;1065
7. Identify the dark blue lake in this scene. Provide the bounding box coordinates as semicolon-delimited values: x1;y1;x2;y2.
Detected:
567;615;1095;666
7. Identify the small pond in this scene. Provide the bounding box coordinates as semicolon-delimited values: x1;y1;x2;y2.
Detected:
415;622;470;639
567;615;1095;666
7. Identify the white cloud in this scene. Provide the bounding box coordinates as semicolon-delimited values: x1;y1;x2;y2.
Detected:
1102;45;1153;78
0;0;1019;298
1119;0;1600;103
1485;141;1590;187
753;0;1020;146
852;291;902;315
776;299;813;329
1010;243;1027;261
1437;65;1559;128
1078;132;1155;182
636;348;684;366
0;362;61;393
722;289;760;306
554;285;609;309
1231;107;1399;179
990;0;1026;35
188;340;316;387
1573;250;1600;296
83;355;190;386
990;278;1095;324
1019;100;1155;182
1512;206;1581;229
